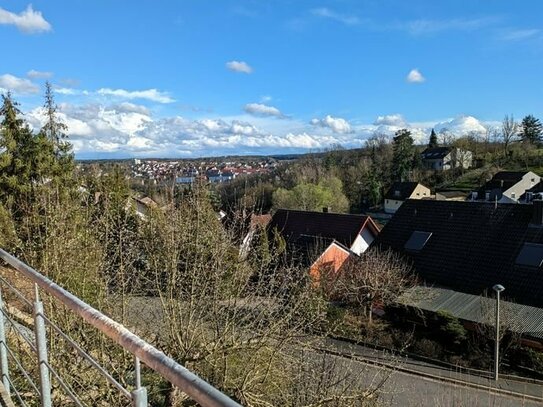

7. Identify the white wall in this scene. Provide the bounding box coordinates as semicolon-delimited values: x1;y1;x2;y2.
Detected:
351;227;375;255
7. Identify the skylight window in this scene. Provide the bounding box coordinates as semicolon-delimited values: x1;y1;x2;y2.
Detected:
404;231;432;252
515;243;543;267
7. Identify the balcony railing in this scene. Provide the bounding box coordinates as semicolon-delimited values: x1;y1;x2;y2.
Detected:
0;248;241;407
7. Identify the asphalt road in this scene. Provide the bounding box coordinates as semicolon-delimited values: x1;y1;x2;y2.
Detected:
316;338;543;406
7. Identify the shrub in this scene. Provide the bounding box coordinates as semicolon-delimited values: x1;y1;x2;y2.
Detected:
413;338;443;359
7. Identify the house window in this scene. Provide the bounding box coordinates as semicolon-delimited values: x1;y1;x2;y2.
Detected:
485;192;490;200
511;192;516;199
416;193;420;196
394;190;400;197
386;200;389;204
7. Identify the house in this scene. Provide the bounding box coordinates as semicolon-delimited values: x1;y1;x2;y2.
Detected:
384;182;431;214
268;209;380;256
266;209;379;279
372;198;543;309
472;171;540;203
421;147;472;170
309;240;358;292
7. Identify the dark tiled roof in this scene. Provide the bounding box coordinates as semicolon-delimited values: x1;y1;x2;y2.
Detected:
492;171;528;182
372;199;543;308
482;171;527;191
269;209;374;249
384;182;423;201
421;147;451;160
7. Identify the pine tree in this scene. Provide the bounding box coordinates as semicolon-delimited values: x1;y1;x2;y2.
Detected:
520;115;543;145
391;129;414;181
428;129;438;148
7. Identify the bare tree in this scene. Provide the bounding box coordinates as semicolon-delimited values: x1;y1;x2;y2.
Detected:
471;292;521;372
335;248;416;325
128;186;389;405
501;114;519;157
438;129;455;146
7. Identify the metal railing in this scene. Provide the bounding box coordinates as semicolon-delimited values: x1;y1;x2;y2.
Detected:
0;248;242;407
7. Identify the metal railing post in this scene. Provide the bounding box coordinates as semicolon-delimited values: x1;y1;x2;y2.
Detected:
33;285;52;407
0;286;10;394
131;357;147;407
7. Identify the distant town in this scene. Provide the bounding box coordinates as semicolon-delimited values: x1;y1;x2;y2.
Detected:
129;157;278;184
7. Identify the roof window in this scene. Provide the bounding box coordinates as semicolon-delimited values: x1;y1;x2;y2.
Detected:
515;243;543;267
404;231;432;252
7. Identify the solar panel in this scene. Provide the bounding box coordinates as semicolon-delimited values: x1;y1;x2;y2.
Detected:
515;243;543;267
404;231;432;252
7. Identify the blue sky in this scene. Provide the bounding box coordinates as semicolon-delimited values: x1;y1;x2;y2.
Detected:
1;1;542;158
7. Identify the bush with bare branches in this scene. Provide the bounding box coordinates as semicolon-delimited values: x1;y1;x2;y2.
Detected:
334;248;416;325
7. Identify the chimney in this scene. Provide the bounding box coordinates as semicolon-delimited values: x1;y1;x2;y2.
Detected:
532;200;543;225
322;207;330;213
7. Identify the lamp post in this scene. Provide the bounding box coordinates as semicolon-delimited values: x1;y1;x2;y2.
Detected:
493;284;505;381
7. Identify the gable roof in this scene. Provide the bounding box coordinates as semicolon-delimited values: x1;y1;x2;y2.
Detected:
480;171;528;192
421;147;451;160
372;199;543;308
269;209;378;249
384;182;424;201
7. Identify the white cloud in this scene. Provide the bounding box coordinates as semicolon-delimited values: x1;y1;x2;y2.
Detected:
27;70;53;79
20;98;498;158
97;88;174;103
374;114;407;127
310;8;360;26
111;102;150;115
310;115;352;133
0;5;51;34
244;103;284;118
434;115;488;135
54;87;81;95
407;69;425;83
0;74;40;94
500;28;541;41
226;60;253;74
402;17;498;36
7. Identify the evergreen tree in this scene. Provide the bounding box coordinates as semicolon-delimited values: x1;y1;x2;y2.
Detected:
0;93;35;205
520;115;543;145
40;82;75;186
428;128;438;148
367;174;382;207
391;129;414;181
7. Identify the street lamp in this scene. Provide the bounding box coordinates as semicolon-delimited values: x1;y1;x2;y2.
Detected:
493;284;505;381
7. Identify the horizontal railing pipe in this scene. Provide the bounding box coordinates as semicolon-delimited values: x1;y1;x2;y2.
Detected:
0;249;241;407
